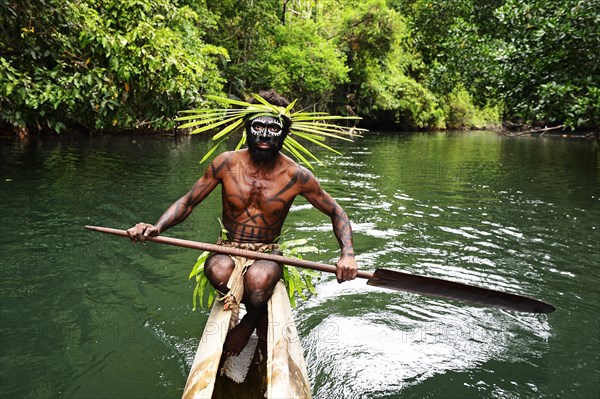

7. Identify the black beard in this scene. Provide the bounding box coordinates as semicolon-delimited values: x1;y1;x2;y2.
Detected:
247;139;282;163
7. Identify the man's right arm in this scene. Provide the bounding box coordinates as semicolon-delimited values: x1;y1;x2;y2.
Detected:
298;166;358;282
127;153;227;241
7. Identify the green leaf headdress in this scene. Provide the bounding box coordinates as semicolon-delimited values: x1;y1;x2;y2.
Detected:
176;93;366;168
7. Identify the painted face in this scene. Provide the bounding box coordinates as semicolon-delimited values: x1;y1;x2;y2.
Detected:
247;115;286;163
249;116;283;138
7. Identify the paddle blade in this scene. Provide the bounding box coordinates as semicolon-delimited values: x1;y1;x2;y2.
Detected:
367;268;555;314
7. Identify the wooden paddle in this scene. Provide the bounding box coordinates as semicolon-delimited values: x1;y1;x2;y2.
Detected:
85;225;556;314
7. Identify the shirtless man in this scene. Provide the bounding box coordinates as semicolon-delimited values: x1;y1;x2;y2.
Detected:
127;90;358;356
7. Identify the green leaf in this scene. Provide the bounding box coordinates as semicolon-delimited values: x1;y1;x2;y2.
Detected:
251;93;283;114
285;136;323;164
293;246;319;254
288;277;296;300
199;136;228;164
192;283;200;311
189;251;210;279
305;274;317;295
175;109;245;121
278;238;309;250
234;134;246;150
212;118;243;140
282;141;316;169
218;218;229;240
290;267;306;288
293;121;364;136
187;114;244;133
205;95;254;108
292;131;343;155
284;98;298;114
292;124;358;141
291;114;362;121
207;289;214;308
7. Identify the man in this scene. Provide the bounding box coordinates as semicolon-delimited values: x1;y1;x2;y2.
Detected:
127;90;358;356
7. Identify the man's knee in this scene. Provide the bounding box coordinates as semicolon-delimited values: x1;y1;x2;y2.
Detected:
205;254;234;291
243;260;281;306
246;260;282;286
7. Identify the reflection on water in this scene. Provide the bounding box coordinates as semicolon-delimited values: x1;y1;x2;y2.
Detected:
1;132;598;398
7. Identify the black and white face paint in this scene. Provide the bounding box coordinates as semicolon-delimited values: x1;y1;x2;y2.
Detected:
247;115;286;163
249;116;283;138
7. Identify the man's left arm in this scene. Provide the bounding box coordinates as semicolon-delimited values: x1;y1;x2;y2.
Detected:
299;168;358;283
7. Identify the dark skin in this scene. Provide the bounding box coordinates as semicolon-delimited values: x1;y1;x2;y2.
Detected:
128;135;357;356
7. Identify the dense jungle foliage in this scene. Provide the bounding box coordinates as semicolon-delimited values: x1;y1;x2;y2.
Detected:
1;0;598;133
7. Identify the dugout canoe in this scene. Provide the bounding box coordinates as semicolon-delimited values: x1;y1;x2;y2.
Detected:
182;281;312;399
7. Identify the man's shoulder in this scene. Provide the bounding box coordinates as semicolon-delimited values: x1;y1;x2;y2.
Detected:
211;149;246;165
276;155;316;184
276;153;301;173
205;151;243;179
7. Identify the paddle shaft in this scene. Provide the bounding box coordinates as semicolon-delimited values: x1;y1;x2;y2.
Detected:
85;225;373;279
85;225;555;313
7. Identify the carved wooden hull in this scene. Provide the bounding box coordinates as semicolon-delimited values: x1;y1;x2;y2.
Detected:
182;281;311;399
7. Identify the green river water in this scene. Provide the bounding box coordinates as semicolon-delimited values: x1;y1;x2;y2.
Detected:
1;131;599;398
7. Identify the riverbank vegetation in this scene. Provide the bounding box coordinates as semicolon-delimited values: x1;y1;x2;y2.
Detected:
1;0;598;134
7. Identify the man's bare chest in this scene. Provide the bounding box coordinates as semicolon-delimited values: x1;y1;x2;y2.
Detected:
221;174;297;212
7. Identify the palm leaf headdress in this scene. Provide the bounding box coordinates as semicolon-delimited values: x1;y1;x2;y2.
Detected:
176;93;366;168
